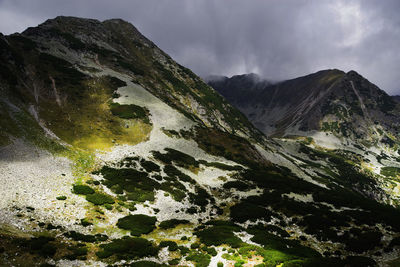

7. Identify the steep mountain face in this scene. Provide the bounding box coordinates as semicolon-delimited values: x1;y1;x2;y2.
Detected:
209;70;400;148
2;16;400;267
1;16;261;148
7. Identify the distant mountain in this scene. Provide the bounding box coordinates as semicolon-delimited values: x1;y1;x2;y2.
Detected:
209;69;400;148
392;95;400;102
207;73;272;108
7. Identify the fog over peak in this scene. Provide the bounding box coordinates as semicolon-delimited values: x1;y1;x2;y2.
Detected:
1;0;399;94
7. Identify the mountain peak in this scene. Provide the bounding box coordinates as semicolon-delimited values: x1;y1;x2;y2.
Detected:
346;69;363;79
37;16;102;30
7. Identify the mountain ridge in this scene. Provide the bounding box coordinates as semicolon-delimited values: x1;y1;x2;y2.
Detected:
208;68;400;147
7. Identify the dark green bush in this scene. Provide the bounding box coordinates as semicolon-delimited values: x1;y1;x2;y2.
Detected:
195;223;242;248
110;102;149;122
186;251;211;267
116;214;157;236
86;193;114;205
73;184;94;195
96;237;159;259
159;219;190;229
159;241;178;251
141;160;161;172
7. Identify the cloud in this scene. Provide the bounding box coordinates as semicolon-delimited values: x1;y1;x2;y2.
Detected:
0;0;399;94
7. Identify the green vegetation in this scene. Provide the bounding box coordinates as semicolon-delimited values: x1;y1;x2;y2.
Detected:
65;244;88;260
117;58;146;76
186;251;211;267
195;221;243;248
223;181;251;191
193;128;265;167
168;258;180;265
95;164;189;203
159;219;190;229
380;166;400;178
96;236;159;260
126;188;155;202
80;218;93;227
130;261;166;267
56;196;67;200
152;148;199;170
86;192;115;205
161;128;181;138
64;231;108;243
48;28;86;50
33;66;152;151
116;214;157;236
25;236;57;257
188;186;213;211
110;102;150;123
230;202;272;223
159;241;178;251
140;160;161;172
198;160;243;171
72;184;95;195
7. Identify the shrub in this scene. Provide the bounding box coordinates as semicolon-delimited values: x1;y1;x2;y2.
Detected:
86;193;114;205
110;102;149;122
80;218;93;227
159;241;178;251
96;237;159;259
64;231;96;242
230;202;272;223
73;185;94;195
126;189;155;202
380;166;400;178
159;219;190;229
195;223;242;248
168;258;180;265
116;214;157;236
26;236;56;257
141;160;161;172
186;251;211;267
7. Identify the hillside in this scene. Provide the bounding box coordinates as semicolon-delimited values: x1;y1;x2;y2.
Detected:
1;16;400;267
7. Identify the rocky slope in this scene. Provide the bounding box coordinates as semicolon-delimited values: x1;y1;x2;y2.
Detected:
1;16;400;267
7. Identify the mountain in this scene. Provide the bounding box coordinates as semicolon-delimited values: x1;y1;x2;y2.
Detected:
206;73;272;109
2;16;400;266
392;95;400;102
208;70;400;148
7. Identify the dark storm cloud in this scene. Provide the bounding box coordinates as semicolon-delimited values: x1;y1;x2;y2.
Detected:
0;0;399;94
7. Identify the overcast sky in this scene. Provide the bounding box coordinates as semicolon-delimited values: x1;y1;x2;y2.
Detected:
0;0;399;94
